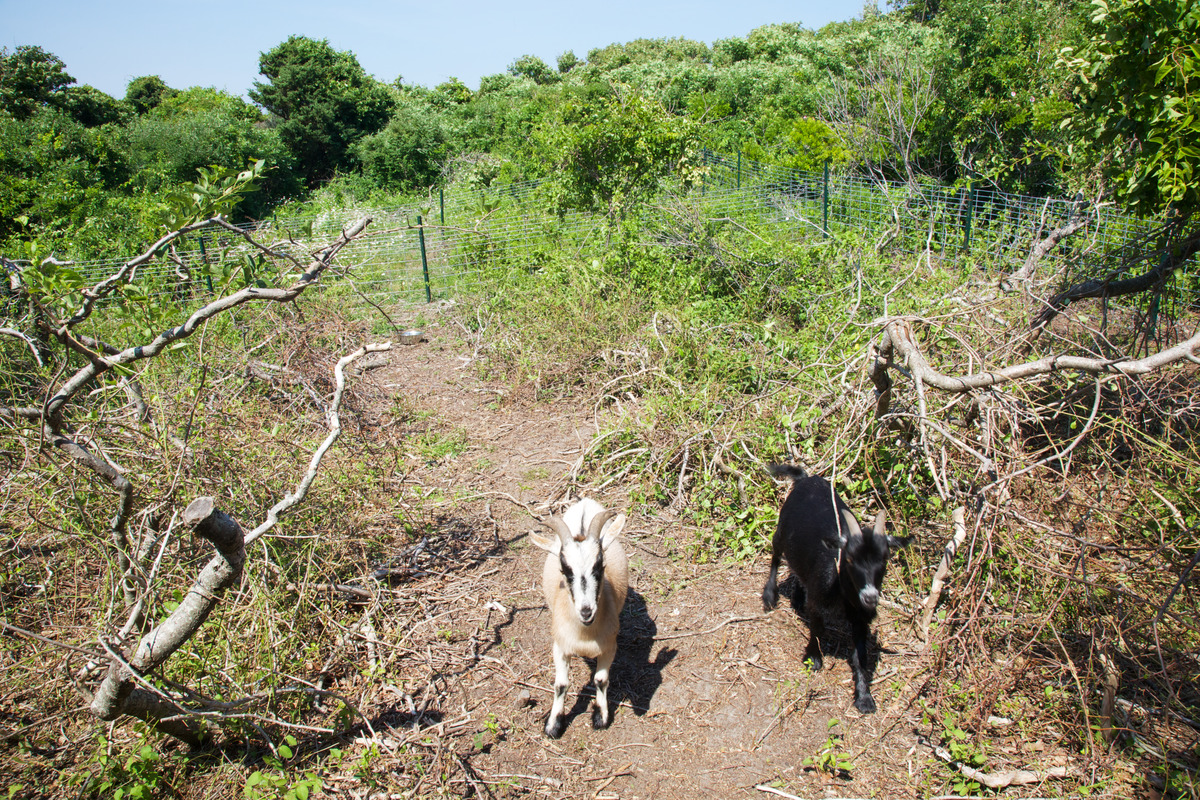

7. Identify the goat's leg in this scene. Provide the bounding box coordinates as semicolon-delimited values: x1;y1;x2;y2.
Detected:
591;645;616;729
849;619;876;713
545;642;570;738
804;608;825;671
762;544;783;611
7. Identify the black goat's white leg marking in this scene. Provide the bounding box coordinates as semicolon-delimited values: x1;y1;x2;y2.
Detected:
850;619;876;714
545;642;570;738
591;648;615;729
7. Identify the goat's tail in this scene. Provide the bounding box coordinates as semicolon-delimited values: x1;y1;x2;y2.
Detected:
767;463;807;481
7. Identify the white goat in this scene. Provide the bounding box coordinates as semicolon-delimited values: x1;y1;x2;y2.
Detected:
529;498;628;738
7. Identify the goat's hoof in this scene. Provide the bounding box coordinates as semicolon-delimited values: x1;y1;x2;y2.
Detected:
762;588;778;612
544;717;566;739
854;695;877;714
591;708;610;729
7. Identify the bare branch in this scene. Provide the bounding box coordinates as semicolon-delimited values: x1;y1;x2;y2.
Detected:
920;506;968;642
0;327;44;367
245;341;393;547
929;739;1071;789
1003;197;1093;291
870;317;1200;409
87;339;393;742
65;217;222;329
45;218;372;420
1030;225;1200;333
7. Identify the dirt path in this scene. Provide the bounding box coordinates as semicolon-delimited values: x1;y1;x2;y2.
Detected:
343;311;933;799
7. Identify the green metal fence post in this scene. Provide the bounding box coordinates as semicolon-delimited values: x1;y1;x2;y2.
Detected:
417;215;432;303
963;181;974;251
439;188;445;226
737;150;742;190
198;237;214;293
823;159;830;238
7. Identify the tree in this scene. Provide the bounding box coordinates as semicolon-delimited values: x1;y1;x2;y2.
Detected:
1061;0;1200;217
1029;0;1200;332
122;88;297;216
60;84;128;127
557;50;582;74
819;48;940;185
509;54;559;85
250;36;394;186
712;37;752;66
776;117;848;171
125;75;177;114
0;108;134;252
918;0;1083;193
540;85;702;224
434;76;473;104
355;101;449;190
0;45;75;120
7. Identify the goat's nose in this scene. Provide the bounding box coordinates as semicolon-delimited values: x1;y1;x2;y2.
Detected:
579;605;595;625
859;586;879;609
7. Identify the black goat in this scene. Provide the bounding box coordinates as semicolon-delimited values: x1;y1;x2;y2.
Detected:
761;464;909;713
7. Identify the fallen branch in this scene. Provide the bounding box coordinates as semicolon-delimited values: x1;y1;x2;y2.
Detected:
654;614;762;641
919;506;967;643
88;496;245;745
1029;225;1200;333
868;317;1200;415
85;339;393;743
245;342;392;547
0;327;45;367
45;217;372;421
1003;198;1092;291
930;740;1070;789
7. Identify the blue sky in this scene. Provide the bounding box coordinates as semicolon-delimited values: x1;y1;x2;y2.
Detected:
2;0;867;99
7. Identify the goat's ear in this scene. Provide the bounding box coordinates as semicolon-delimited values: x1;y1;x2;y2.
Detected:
599;513;626;551
887;535;912;550
529;529;560;554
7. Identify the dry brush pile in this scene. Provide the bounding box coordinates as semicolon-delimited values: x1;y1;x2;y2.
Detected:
0;190;522;796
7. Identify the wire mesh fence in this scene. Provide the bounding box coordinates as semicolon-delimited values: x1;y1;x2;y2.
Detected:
697;150;1165;266
51;148;1190;310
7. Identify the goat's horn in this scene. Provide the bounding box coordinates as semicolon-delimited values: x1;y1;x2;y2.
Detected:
586;510;618;542
544;514;573;545
872;510;886;538
839;508;863;540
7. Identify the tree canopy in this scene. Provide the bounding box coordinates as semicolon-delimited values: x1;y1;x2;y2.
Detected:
0;45;75;120
249;35;394;186
2;5;1196;256
1061;0;1200;217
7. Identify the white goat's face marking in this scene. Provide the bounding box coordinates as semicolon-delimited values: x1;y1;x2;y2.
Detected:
558;537;605;626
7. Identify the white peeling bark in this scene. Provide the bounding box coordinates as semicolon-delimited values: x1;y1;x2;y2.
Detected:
88;497;245;744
